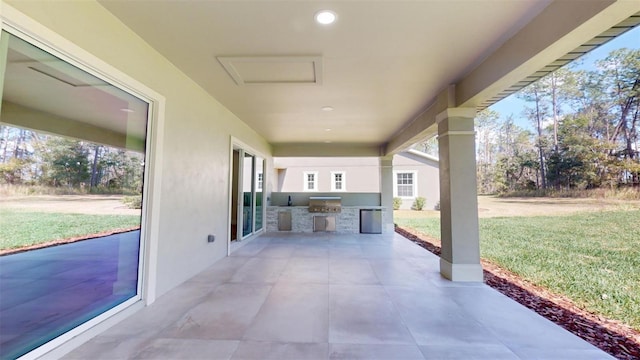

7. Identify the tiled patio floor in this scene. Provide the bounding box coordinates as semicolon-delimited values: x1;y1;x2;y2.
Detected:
65;233;612;359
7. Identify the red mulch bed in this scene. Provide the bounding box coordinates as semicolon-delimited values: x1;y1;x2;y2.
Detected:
395;225;640;360
0;226;141;256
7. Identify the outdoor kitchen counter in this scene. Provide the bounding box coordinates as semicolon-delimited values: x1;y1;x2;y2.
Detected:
265;206;387;234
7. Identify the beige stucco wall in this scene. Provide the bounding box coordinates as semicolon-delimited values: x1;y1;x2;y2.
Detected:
4;1;272;297
274;153;440;210
274;157;380;193
393;152;440;210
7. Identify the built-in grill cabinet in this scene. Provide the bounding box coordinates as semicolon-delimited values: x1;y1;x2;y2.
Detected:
313;216;336;232
308;196;342;213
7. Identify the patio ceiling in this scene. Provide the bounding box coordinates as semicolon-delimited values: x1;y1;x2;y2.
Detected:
97;0;639;156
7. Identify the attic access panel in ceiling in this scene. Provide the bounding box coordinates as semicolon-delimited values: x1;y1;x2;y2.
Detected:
217;56;322;86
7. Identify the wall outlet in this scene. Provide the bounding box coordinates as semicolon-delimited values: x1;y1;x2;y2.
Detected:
207;234;215;243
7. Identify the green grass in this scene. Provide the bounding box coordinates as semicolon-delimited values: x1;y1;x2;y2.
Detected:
0;209;141;250
395;210;640;331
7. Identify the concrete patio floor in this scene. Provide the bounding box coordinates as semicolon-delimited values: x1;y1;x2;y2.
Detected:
65;232;612;359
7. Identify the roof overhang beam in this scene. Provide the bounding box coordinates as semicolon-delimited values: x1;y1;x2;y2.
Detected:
384;0;640;156
456;0;640;108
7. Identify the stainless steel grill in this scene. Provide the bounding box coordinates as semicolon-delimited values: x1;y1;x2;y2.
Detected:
308;196;342;213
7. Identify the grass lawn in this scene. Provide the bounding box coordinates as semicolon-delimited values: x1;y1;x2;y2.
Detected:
395;210;640;331
0;209;141;251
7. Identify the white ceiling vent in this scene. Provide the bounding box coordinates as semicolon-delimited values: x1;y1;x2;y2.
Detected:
217;56;322;86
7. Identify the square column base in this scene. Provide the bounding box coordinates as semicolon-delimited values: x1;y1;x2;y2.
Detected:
440;258;484;282
382;223;395;234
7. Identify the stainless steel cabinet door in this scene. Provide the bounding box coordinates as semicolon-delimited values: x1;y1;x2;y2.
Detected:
278;211;292;231
360;209;382;234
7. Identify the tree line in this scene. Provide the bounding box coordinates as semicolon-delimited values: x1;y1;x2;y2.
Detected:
418;48;639;194
0;126;144;194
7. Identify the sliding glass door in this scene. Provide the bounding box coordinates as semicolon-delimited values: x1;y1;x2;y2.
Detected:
255;157;264;232
0;31;149;359
232;146;264;240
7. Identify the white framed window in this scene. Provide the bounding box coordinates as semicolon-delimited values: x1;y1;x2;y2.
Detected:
303;171;318;191
393;171;417;198
331;171;346;191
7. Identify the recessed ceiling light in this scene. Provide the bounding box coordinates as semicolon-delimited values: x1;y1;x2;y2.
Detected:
321;106;334;112
324;140;332;143
120;108;134;113
325;128;332;132
315;10;337;25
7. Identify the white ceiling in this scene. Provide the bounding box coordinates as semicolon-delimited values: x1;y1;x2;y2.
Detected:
98;0;552;148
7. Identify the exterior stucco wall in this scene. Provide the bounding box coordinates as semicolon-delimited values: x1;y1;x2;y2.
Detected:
274;157;380;193
5;1;272;298
274;153;440;210
392;152;440;210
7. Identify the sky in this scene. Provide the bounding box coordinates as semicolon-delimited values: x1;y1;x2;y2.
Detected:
488;25;640;129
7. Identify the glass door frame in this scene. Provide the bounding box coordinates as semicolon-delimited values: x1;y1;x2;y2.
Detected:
229;137;266;253
241;150;255;238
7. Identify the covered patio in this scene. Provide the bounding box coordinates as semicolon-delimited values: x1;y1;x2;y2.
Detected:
65;233;611;359
2;0;639;357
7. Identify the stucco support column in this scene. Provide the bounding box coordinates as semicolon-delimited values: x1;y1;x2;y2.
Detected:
379;155;394;233
437;108;483;282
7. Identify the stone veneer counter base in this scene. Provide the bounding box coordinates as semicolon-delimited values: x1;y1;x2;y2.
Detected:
266;206;387;234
